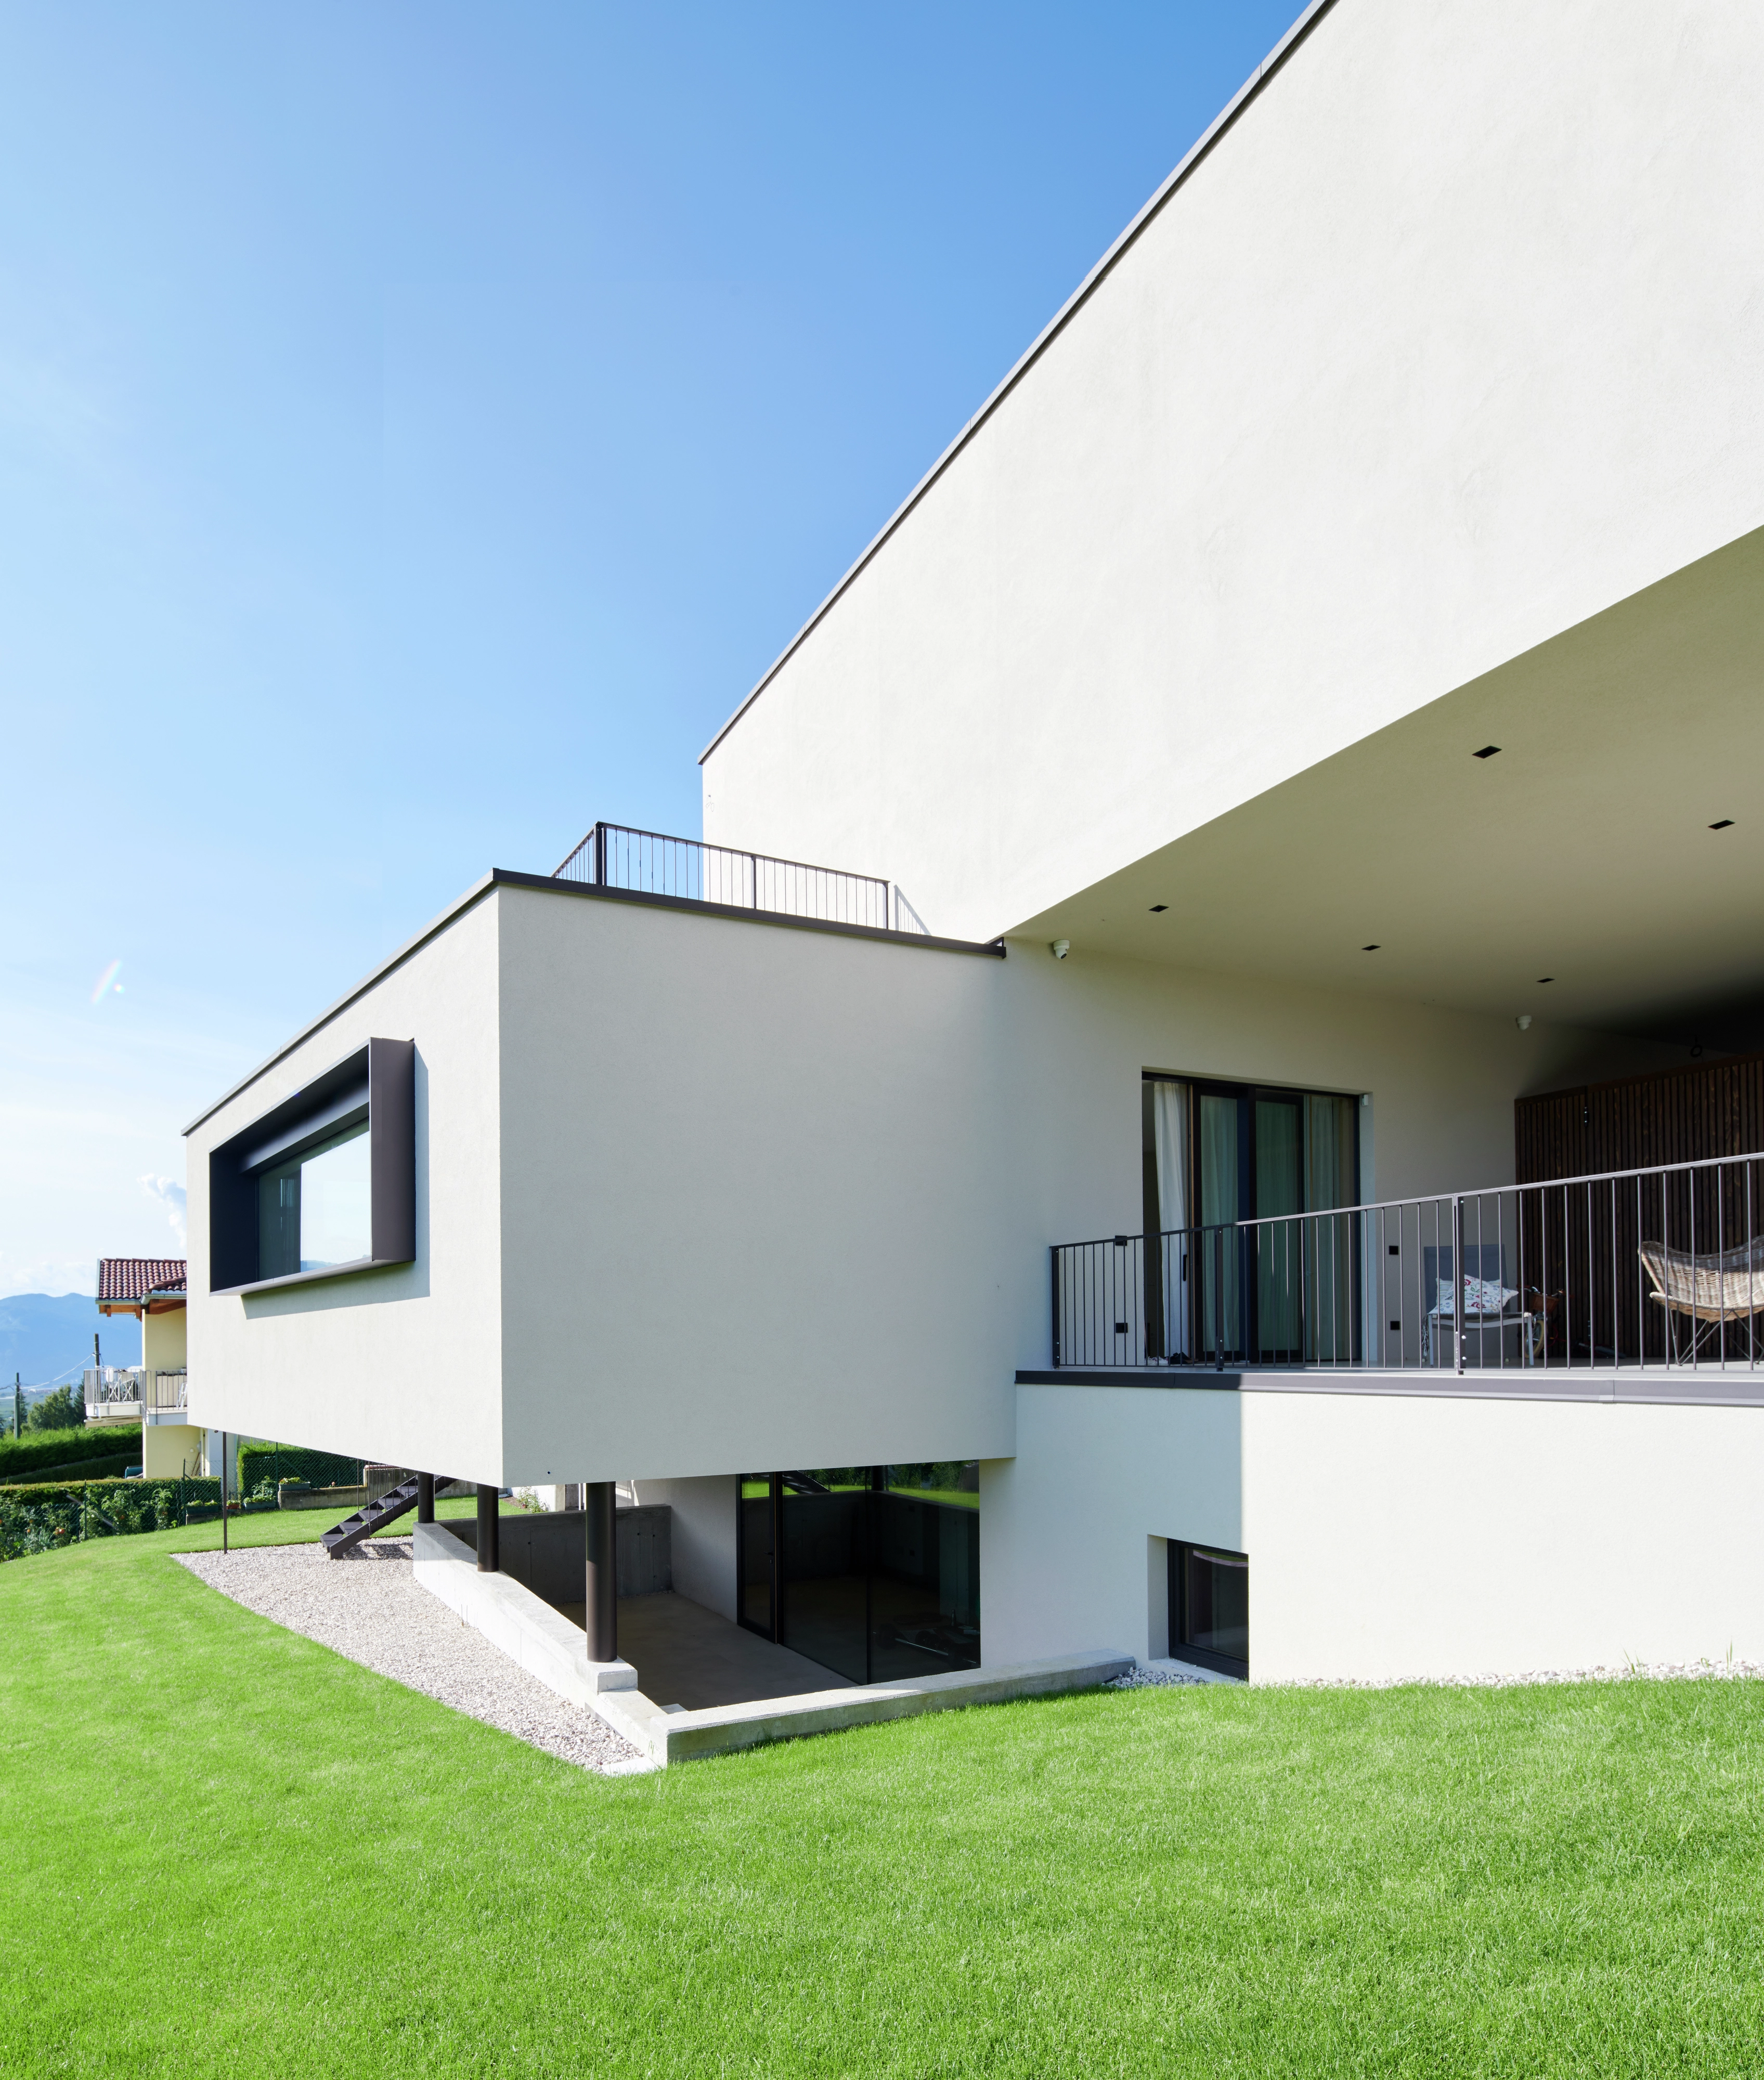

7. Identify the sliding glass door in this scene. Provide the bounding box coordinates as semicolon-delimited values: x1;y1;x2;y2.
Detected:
737;1465;981;1685
1147;1078;1360;1364
1254;1097;1302;1360
1197;1091;1242;1357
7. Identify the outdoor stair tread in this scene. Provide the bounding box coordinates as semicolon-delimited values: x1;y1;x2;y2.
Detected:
321;1473;439;1557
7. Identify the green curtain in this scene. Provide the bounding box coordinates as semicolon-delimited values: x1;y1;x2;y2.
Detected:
1303;1095;1358;1360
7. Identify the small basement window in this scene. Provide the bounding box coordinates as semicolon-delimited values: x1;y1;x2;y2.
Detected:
1169;1540;1248;1678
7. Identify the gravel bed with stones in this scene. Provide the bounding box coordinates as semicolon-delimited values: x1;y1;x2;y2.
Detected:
177;1540;644;1774
1110;1658;1764;1692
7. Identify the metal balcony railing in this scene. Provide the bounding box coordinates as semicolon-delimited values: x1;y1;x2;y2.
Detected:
147;1369;188;1413
1051;1151;1764;1376
553;822;923;934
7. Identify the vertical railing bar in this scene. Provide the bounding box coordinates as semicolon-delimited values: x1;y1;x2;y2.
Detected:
1689;1166;1697;1370
1718;1160;1728;1372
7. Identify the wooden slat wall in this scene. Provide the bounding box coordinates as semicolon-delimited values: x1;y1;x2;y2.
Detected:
1516;1053;1764;1184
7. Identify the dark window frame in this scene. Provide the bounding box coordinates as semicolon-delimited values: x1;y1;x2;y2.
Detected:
208;1036;416;1296
1168;1538;1249;1679
735;1465;980;1685
1144;1073;1363;1366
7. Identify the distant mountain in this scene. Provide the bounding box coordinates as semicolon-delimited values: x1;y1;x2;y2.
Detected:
0;1294;138;1395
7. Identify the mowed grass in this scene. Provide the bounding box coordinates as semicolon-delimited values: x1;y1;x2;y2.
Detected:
3;1520;1762;2078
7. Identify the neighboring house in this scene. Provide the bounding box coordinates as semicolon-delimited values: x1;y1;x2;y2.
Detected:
90;1258;204;1478
183;0;1764;1684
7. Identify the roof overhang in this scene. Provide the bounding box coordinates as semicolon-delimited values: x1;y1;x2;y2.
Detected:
1007;525;1764;1041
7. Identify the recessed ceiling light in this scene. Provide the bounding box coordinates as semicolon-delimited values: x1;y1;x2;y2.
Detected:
1362;944;1381;952
1148;903;1168;913
1473;745;1501;759
1710;819;1734;830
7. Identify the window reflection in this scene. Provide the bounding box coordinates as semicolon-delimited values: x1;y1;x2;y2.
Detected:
740;1462;981;1684
1171;1541;1249;1675
255;1121;371;1278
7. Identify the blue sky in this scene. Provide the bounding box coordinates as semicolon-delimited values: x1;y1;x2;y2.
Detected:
0;0;1302;1296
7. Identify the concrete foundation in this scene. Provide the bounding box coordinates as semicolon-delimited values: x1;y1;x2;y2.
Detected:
412;1519;1129;1767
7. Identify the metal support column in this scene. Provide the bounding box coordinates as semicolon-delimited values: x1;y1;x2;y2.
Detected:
417;1472;435;1525
475;1483;500;1572
585;1480;617;1662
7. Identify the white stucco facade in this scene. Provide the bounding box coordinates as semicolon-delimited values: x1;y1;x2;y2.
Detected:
187;892;506;1484
187;876;1684;1487
987;1382;1764;1681
701;0;1764;959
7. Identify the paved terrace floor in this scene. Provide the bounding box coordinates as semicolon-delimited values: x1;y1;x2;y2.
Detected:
1016;1365;1764;1407
555;1591;854;1712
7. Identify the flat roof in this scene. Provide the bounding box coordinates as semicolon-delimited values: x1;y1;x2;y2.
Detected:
183;868;1004;1137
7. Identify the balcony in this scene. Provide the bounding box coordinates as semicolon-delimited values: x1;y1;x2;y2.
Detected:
1049;1152;1764;1379
84;1368;189;1424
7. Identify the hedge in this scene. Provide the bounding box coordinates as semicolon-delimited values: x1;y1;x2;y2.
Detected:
2;1451;137;1485
237;1444;364;1498
0;1425;140;1481
0;1477;222;1561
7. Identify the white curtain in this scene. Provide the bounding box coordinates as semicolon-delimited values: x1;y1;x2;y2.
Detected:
1152;1081;1191;1360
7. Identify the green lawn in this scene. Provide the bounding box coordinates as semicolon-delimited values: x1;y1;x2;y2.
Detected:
4;1520;1762;2077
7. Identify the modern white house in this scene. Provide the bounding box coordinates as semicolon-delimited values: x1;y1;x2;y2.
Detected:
184;0;1764;1704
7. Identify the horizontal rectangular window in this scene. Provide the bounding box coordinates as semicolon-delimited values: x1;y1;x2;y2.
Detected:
207;1037;414;1297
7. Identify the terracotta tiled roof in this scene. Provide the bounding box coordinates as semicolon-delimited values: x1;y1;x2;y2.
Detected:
96;1258;188;1304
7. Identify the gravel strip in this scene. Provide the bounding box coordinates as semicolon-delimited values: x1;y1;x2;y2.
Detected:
1109;1664;1214;1689
1111;1658;1764;1691
177;1540;644;1774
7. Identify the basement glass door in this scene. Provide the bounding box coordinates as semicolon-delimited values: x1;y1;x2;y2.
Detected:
736;1466;981;1686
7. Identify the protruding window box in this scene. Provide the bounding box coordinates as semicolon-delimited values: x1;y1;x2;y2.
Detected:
208;1037;414;1296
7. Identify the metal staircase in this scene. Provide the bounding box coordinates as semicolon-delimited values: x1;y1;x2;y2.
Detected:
321;1473;449;1558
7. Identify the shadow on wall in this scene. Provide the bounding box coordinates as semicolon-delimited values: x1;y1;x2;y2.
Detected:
448;1504;671;1606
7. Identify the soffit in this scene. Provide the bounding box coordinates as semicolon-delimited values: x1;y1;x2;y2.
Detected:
1007;527;1764;1036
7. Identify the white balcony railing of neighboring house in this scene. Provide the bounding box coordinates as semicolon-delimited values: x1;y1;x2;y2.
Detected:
85;1366;144;1417
1051;1150;1764;1378
83;1367;188;1419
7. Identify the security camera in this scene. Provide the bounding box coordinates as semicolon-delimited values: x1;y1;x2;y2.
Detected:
1050;939;1070;960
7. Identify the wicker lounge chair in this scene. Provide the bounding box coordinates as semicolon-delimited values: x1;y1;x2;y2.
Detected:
1639;1237;1764;1361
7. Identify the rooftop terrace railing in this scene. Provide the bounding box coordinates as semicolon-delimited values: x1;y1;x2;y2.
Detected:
554;822;923;934
1052;1151;1764;1376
